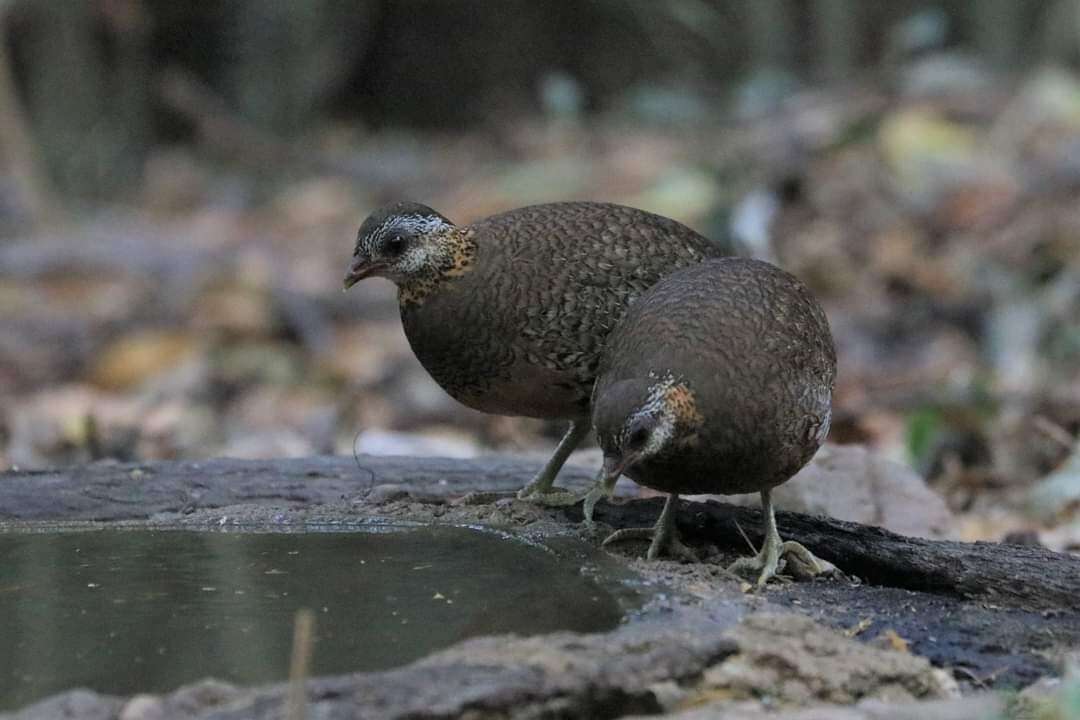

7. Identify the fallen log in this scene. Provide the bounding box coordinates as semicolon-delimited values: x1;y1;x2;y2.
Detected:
584;498;1080;612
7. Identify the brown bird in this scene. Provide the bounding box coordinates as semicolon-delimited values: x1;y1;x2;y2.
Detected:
585;257;837;585
343;201;729;503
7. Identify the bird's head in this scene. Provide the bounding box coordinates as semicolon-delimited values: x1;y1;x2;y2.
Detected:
592;375;703;483
344;202;457;289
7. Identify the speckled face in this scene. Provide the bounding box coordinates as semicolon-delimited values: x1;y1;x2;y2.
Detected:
594;374;702;479
344;203;454;288
617;381;678;455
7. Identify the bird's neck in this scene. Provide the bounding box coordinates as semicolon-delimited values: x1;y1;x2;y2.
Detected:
397;228;478;306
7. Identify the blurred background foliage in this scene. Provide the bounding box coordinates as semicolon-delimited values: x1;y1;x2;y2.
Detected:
1;0;1079;548
7;0;1080;202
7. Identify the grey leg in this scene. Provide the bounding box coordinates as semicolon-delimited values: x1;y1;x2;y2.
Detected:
582;466;618;524
601;494;698;562
727;487;833;586
516;421;590;506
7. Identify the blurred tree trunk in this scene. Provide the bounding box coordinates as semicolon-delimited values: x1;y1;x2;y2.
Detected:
15;0;153;199
813;0;858;81
972;0;1025;70
107;0;153;189
1039;0;1080;64
227;0;373;137
0;3;63;229
743;0;794;72
21;1;111;196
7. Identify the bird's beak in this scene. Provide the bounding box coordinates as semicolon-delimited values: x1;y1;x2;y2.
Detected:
342;256;384;290
602;453;631;483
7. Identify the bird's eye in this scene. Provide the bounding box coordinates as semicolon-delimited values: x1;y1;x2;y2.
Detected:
627;427;648;451
385;236;407;256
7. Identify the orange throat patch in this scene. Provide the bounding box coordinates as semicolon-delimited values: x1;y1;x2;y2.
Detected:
664;382;705;432
398;229;477;306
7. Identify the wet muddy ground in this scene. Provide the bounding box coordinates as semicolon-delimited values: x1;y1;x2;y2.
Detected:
1;454;1078;719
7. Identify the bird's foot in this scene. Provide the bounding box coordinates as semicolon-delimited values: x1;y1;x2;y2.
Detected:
582;483;610;525
779;541;838;580
515;483;582;507
601;525;698;562
516;422;590;507
727;541;834;587
581;466;626;524
451;490;515;506
727;542;780;588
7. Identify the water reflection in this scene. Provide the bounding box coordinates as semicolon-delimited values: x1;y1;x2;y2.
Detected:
0;527;626;710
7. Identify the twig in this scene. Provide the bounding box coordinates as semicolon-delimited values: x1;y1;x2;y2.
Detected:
351;431;377;498
286;608;315;720
733;517;758;555
1033;415;1076;450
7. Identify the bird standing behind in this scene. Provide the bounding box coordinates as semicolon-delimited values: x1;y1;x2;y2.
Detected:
586;257;837;585
344;201;728;503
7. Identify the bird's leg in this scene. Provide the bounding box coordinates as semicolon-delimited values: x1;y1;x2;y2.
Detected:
727;488;833;586
582;466;618;524
516;421;590;506
726;489;782;586
601;494;698;562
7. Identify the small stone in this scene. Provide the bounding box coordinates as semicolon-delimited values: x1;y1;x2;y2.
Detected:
646;679;689;710
119;694;165;720
703;613;957;705
167;678;240;712
9;689;122;720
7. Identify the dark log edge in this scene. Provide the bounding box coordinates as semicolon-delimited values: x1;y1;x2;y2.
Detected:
583;497;1080;612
